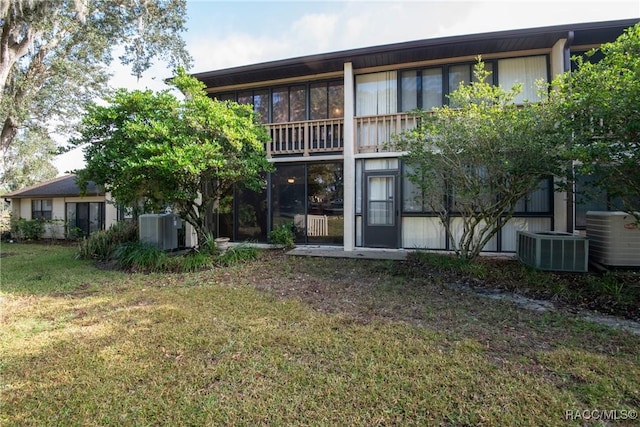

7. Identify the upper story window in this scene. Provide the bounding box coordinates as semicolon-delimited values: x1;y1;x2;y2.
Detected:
310;81;344;120
355;71;397;116
272;85;306;123
32;199;52;220
497;56;547;103
396;56;547;113
213;80;343;124
238;89;270;123
401;68;444;112
215;93;236;102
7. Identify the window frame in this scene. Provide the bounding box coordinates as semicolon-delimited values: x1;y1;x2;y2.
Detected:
65;201;105;237
31;199;53;220
210;79;343;124
401;162;553;217
398;55;549;111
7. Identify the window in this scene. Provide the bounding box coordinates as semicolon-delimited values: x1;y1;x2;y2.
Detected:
270;163;344;245
401;68;444;112
235;177;267;242
514;178;552;214
272;87;289;123
368;176;395;225
272;164;306;242
498;56;547;103
327;82;344;118
356;71;397;116
307;163;344;244
310;81;344;120
422;68;443;110
213;82;344;124
253;90;270;122
66;202;105;237
238;90;270;123
574;172;640;229
214;93;236;102
289;86;306;122
402;168;551;216
403;170;426;212
448;64;470;94
446;63;496;107
402;164;435;213
401;70;418;112
32;199;52;220
238;91;252;105
310;83;328;119
271;85;307;123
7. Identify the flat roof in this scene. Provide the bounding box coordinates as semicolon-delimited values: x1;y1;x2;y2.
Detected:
193;18;639;89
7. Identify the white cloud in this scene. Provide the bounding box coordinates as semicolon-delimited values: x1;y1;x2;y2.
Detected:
189;33;292;72
291;13;340;52
53;147;85;176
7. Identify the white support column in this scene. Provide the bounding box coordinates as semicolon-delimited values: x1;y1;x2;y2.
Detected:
343;62;355;251
550;38;566;80
104;192;119;229
550;38;570;232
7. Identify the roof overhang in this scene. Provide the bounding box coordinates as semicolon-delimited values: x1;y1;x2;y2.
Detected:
2;175;104;199
192;18;639;90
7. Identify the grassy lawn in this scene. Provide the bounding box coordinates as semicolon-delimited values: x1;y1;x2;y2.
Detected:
1;243;639;426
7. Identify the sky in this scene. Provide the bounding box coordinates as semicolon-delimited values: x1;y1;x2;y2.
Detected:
53;0;640;174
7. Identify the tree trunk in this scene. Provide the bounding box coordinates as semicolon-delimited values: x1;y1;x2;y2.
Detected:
0;117;18;154
0;14;37;104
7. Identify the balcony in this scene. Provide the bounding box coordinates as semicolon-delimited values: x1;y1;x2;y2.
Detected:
355;113;419;154
266;118;344;157
265;113;419;157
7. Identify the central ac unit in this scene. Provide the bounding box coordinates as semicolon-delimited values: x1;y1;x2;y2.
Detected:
517;231;589;272
139;213;180;250
586;211;640;267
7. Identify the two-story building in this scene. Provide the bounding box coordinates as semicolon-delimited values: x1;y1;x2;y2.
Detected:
191;18;638;252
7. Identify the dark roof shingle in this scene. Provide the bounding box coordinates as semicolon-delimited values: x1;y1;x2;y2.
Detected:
2;175;104;199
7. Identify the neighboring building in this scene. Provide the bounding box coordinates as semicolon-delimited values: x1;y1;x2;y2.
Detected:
3;174;118;238
191;18;638;252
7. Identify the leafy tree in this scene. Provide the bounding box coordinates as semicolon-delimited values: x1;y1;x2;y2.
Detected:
73;69;273;245
395;61;563;260
0;0;191;156
1;126;57;192
552;23;640;222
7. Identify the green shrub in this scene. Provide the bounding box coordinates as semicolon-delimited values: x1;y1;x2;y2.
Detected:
178;251;213;272
112;241;168;272
66;226;85;240
200;231;217;255
76;221;138;260
412;251;474;271
269;223;295;248
11;218;46;241
216;242;259;266
586;272;629;303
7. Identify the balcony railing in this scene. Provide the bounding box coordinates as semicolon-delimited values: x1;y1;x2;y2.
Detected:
266;118;344;157
264;113;419;157
355;113;418;154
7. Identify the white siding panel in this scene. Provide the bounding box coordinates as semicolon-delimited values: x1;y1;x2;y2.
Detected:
402;217;446;249
501;217;552;252
449;217;498;252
